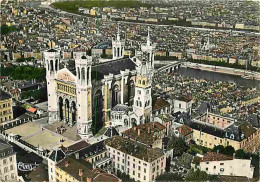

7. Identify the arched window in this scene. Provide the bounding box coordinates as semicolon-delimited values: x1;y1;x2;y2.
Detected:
81;67;85;81
139;101;142;107
117;47;120;57
87;67;90;84
136;101;138;106
142;80;145;85
50;60;54;72
55;59;58;71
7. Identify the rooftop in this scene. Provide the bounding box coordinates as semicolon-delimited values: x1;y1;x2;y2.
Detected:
105;136;164;162
0;90;11;100
200;152;233;162
153;98;170;111
122;122;165;146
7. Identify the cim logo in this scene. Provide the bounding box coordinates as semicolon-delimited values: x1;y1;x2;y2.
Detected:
17;162;39;172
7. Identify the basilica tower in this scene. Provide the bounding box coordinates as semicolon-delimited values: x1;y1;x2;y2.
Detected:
44;49;60;123
141;27;156;73
75;55;93;139
133;52;152;124
112;24;125;59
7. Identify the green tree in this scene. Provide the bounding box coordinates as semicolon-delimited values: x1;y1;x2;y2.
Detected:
156;172;183;181
185;168;209;181
212;145;235;156
167;136;188;157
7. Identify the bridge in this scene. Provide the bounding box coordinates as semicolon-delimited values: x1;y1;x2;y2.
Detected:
155;60;184;73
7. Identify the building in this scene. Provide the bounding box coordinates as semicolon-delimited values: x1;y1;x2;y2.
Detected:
55;156;121;182
122;122;165;149
0;90;13;123
0;138;18;181
190;115;260;153
44;27;155;139
152;98;170;117
105;136;166;182
199;152;254;178
73;140;111;169
194;112;234;129
171;95;192;114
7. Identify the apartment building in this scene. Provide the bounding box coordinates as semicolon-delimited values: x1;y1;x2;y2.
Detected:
0;138;18;181
0;90;13;123
105;136;166;182
190;115;260;153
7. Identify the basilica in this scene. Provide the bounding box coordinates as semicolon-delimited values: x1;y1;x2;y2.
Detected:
44;28;156;139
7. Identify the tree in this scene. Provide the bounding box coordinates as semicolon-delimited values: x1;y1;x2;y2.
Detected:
156;172;183;181
165;157;171;172
212;145;235;156
223;146;235;156
167;135;188;157
185;168;209;181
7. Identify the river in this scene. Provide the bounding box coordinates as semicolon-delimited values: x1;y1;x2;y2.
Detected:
176;67;260;90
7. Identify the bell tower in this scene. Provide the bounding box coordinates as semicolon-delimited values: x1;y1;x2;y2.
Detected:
133;52;152;124
44;49;60;123
75;55;93;139
112;23;125;59
141;26;156;72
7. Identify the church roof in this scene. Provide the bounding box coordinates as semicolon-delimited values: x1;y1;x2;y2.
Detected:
92;58;136;81
111;104;130;112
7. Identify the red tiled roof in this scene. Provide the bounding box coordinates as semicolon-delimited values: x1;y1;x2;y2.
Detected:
28;107;37;113
122;122;165;146
200;152;233;162
178;125;193;137
153;98;170;111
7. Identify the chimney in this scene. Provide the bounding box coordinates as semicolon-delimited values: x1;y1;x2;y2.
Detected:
79;168;83;176
148;127;150;134
138;128;141;136
65;161;69;167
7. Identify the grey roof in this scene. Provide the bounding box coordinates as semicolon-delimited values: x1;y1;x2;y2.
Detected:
0;138;12;151
92;58;136;81
111;104;130;112
0;90;11;100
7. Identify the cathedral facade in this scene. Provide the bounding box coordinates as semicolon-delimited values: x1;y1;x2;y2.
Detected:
44;29;155;139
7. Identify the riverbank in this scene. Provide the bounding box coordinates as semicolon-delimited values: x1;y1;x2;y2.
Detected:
184;62;260;81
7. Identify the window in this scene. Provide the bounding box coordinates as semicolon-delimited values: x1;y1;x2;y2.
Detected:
133;164;135;168
220;163;224;165
144;176;146;180
10;165;14;170
133;171;135;175
122;165;124;170
214;166;216;169
206;162;209;164
122;159;125;163
179;103;181;108
144;168;146;173
138;173;140;178
138;166;140;170
220;168;224;172
206;167;208;171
